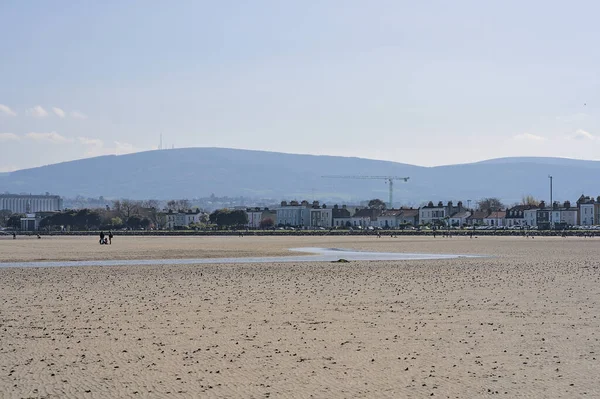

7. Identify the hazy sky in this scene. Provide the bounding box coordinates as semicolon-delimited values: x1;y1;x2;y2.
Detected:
1;0;599;172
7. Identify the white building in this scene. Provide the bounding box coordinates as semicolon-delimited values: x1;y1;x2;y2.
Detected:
165;210;202;229
505;205;539;227
350;208;381;228
309;207;332;228
449;210;471;227
523;208;538;227
246;208;264;228
0;194;62;213
332;205;352;228
20;213;43;231
419;201;465;226
376;210;402;228
484;211;506;227
550;202;577;227
577;196;596;226
419;201;447;225
375;209;420;228
275;201;311;227
561;209;578;226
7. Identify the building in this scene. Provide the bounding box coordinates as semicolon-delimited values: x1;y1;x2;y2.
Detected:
466;210;490;226
245;208;263;228
350;208;381;228
309;203;333;228
245;208;277;228
449;210;471;227
275;200;311;227
373;208;419;228
20;213;43;231
165;209;202;229
245;207;276;228
550;201;577;228
505;205;538;227
484;211;506;227
577;195;595;226
332;205;352;227
399;208;419;226
419;201;466;226
536;201;551;229
376;209;403;228
419;201;446;225
0;194;63;214
523;208;538;227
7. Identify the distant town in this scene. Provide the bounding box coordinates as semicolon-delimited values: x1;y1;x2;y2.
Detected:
2;192;600;233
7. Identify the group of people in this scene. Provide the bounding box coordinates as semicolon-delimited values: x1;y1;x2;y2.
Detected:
99;231;113;245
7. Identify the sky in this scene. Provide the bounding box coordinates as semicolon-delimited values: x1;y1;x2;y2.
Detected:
1;0;599;172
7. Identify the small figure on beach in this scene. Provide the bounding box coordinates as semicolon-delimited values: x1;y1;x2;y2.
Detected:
37;234;41;239
99;231;105;245
12;232;16;239
108;231;113;245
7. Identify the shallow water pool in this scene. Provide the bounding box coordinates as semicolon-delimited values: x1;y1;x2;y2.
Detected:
0;247;481;268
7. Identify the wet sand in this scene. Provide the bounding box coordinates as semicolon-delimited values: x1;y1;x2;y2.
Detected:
1;236;599;398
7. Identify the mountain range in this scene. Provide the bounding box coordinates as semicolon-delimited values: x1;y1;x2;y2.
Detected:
1;148;599;206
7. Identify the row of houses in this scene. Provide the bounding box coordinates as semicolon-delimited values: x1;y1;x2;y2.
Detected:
23;196;595;231
243;196;600;229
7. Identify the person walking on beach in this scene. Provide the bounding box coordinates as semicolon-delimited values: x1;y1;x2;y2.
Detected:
108;231;113;245
99;231;105;245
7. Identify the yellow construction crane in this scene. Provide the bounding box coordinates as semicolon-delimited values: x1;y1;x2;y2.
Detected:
322;175;410;209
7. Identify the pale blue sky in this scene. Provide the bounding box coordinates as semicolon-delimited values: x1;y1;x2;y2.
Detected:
1;0;599;172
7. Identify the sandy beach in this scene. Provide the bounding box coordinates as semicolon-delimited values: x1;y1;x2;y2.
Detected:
1;235;599;398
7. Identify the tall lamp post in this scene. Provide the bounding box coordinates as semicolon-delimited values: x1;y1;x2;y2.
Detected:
548;175;553;230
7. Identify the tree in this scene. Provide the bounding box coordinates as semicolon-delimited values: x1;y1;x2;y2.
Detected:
40;211;73;230
0;209;12;227
199;213;209;224
111;217;123;228
209;209;248;228
521;195;540;206
121;199;141;219
142;200;161;227
126;216;142;229
142;199;160;209
477;197;505;212
140;218;151;229
6;215;22;229
167;199;191;211
368;199;387;210
155;214;166;229
73;209;101;230
259;218;274;229
112;200;121;215
113;199;141;220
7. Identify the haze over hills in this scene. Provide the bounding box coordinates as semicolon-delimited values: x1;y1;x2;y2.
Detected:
1;148;598;206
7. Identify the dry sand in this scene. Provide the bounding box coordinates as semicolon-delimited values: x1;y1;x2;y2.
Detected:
1;235;599;398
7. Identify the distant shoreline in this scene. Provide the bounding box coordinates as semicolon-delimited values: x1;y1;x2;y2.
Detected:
4;229;599;237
